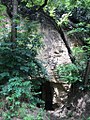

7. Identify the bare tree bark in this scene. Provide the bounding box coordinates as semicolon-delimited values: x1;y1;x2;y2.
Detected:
11;0;18;42
83;59;90;86
38;0;48;10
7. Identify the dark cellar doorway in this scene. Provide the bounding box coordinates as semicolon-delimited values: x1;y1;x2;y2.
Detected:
38;81;54;110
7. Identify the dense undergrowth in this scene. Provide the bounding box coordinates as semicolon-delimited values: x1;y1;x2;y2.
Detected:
56;46;87;84
0;5;49;119
55;0;90;88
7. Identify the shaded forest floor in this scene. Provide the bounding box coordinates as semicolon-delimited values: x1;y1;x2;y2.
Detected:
0;88;90;120
29;86;90;120
48;90;90;120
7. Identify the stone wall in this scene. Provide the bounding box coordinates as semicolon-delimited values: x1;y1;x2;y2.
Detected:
38;22;71;83
37;21;74;105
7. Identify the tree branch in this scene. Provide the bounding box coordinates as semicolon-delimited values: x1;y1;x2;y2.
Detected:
38;0;48;11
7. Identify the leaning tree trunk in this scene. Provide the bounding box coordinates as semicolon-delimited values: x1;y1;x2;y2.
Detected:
39;10;75;63
83;59;90;87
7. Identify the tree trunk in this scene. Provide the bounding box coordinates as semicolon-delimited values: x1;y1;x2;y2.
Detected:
11;0;18;42
83;59;90;87
39;10;75;63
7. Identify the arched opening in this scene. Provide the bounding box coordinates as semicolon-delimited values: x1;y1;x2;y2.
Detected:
38;81;54;110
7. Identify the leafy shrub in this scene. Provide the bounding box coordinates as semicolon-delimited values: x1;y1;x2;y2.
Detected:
0;16;47;117
72;46;87;68
56;46;86;83
56;63;82;83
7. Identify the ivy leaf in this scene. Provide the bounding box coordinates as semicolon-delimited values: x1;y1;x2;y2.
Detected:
20;66;29;72
0;72;9;78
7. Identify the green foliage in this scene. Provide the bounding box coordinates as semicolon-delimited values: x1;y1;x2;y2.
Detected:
0;9;47;118
57;46;86;83
0;4;6;18
1;104;47;120
18;104;28;118
87;117;90;120
24;115;35;120
23;108;47;120
1;77;33;110
0;4;9;36
23;0;44;8
50;0;90;86
57;63;81;83
72;47;87;68
84;37;90;55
